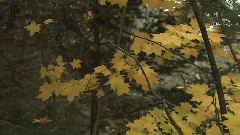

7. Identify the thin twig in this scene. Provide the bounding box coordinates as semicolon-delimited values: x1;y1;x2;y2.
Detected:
0;119;58;132
93;87;108;135
56;0;71;48
132;35;212;75
213;97;225;135
117;6;127;47
226;38;240;72
221;62;240;76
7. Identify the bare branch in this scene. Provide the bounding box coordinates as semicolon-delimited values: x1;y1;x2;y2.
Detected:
0;119;58;133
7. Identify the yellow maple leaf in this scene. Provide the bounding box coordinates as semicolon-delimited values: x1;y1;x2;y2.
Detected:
208;33;226;45
71;58;82;68
60;81;78;102
223;113;240;135
153;33;181;49
173;10;182;16
228;72;240;84
180;47;199;58
99;0;106;5
231;91;240;103
85;11;93;20
94;65;111;76
108;119;119;130
212;45;227;57
185;83;209;102
228;102;240;114
83;73;100;91
181;38;191;45
130;61;159;91
43;19;54;24
143;0;182;10
162;51;174;60
56;55;65;66
150;108;167;123
126;113;158;133
33;117;52;124
54;65;65;78
37;82;54;101
153;56;164;65
25;22;41;36
206;122;222;135
97;90;104;98
221;75;232;85
130;31;151;55
174;102;192;118
187;113;204;128
40;66;47;78
171;112;194;135
105;72;130;95
188;15;210;33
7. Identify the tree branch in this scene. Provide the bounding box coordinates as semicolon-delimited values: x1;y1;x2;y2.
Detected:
189;0;227;117
132;35;212;75
213;97;225;135
117;6;127;47
0;119;58;133
226;38;240;72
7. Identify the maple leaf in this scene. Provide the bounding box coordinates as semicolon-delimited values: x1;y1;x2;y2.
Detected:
108;119;119;130
223;113;240;135
37;82;54;101
142;0;182;10
212;45;227;57
187;113;204;128
150;108;166;123
85;11;93;20
43;19;54;24
162;51;174;60
185;83;209;102
129;61;159;91
228;102;240;114
97;90;104;98
71;58;82;68
130;31;151;55
94;65;111;76
83;73;100;91
206;122;222;135
153;56;164;65
105;72;130;95
180;47;199;58
33;117;52;124
25;22;41;36
40;66;47;78
99;0;106;5
59;80;79;102
153;33;181;49
228;72;240;84
208;33;225;45
174;102;192;118
56;55;65;66
181;38;191;45
221;75;232;85
126;113;158;133
171;112;194;134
